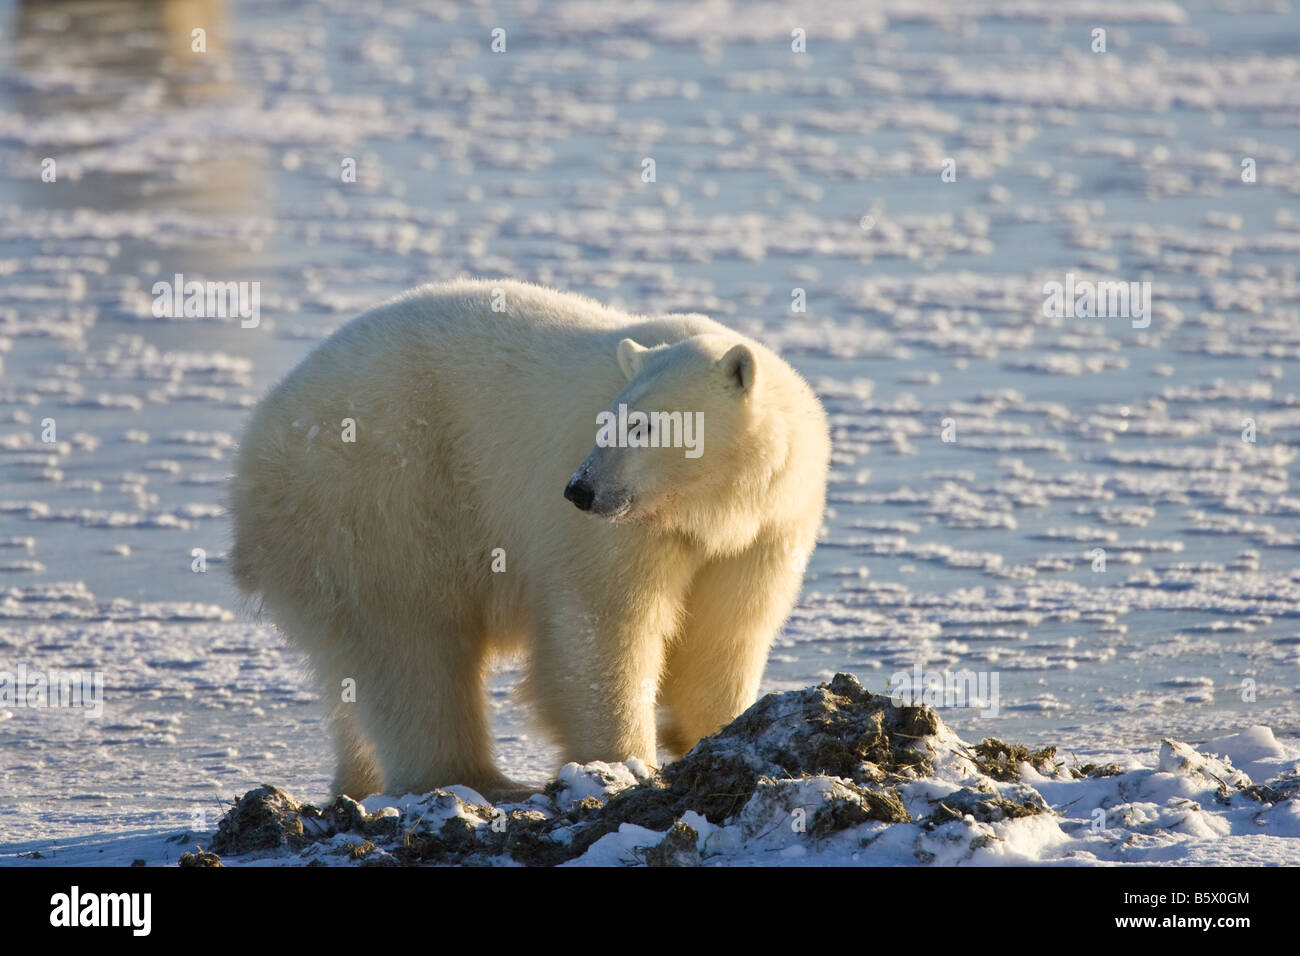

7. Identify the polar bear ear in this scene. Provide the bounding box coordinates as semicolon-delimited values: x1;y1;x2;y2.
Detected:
719;343;757;394
617;338;649;380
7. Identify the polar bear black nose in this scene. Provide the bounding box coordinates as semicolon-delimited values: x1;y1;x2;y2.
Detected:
564;477;595;511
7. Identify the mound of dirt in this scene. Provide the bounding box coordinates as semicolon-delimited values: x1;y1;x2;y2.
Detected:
208;673;944;866
209;785;392;856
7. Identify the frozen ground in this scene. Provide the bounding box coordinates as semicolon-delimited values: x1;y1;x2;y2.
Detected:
0;0;1298;862
8;675;1300;866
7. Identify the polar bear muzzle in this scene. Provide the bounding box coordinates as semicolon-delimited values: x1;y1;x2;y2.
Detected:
563;474;595;511
564;461;633;519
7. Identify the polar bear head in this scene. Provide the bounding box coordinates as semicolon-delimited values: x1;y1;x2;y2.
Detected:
564;332;795;545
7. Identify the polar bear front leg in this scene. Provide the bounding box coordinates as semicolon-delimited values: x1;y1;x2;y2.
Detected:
526;591;678;769
659;532;809;756
327;697;382;800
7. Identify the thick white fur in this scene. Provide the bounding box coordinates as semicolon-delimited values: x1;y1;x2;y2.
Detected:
229;279;830;799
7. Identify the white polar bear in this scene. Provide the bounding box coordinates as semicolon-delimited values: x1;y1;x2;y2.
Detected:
229;279;830;800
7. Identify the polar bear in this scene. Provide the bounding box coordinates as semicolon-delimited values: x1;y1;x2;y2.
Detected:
229;279;830;800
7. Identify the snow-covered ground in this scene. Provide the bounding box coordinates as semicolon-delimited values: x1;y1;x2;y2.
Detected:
1;0;1299;864
8;675;1299;866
